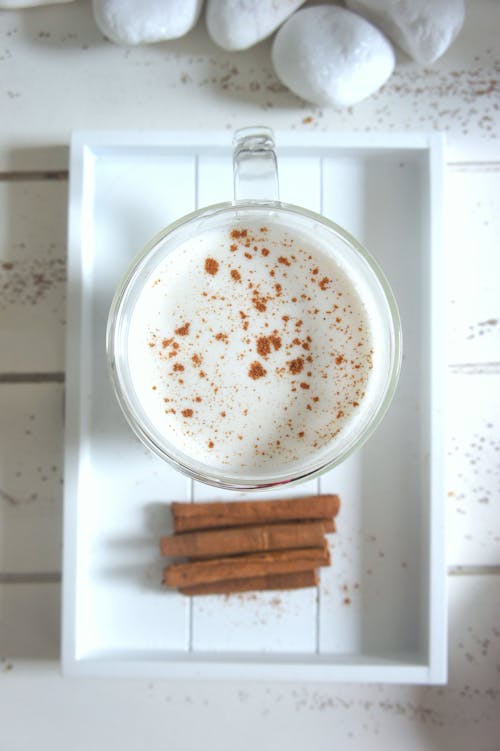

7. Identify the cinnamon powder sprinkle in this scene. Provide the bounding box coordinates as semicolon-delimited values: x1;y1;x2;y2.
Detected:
204;258;219;275
162;337;173;348
288;357;304;374
261;247;270;257
270;334;281;350
256;336;271;357
230;269;241;282
300;382;310;390
173;363;184;372
248;361;267;379
278;256;291;266
319;277;331;290
182;409;193;418
175;323;190;336
192;353;202;367
252;293;267;312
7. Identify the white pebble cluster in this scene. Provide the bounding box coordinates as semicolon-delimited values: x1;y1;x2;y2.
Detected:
0;0;465;107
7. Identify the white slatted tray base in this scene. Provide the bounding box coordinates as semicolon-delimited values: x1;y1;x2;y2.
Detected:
63;131;446;682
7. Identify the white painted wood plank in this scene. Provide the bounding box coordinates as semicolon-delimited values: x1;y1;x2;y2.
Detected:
0;383;63;573
445;166;500;365
0;1;498;170
1;576;499;751
446;372;500;566
64;147;200;661
0;181;66;372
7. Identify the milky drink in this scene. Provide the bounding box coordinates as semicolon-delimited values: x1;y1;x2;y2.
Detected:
126;214;379;476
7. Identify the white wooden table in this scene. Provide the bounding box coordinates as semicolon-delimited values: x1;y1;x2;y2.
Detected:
0;1;499;748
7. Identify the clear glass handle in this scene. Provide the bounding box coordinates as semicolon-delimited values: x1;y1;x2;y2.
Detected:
232;126;280;202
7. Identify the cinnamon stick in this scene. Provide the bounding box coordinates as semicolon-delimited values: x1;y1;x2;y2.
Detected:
171;494;340;533
160;520;329;559
163;545;330;588
179;569;318;596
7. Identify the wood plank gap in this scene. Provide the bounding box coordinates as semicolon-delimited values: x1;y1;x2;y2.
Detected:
0;572;61;584
446;161;500;171
448;362;500;375
448;565;500;576
0;171;68;182
0;372;65;384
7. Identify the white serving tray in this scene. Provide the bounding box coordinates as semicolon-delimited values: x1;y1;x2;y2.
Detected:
63;130;446;682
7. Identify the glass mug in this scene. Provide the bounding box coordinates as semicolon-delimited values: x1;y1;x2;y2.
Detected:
107;127;402;490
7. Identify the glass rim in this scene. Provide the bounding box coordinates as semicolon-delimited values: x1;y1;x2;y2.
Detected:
107;199;403;491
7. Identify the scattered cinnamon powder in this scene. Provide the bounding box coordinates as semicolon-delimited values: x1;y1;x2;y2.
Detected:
300;382;310;390
256;336;271;357
208;440;214;449
252;292;267;312
288;357;304;375
319;277;330;290
274;283;282;296
182;409;193;418
230;244;237;252
261;247;270;257
335;354;344;365
248;361;267;380
162;337;173;349
192;353;202;367
230;228;248;239
270;334;281;350
173;363;184;372
230;269;241;282
175;323;190;336
204;258;219;275
215;332;228;342
278;256;291;266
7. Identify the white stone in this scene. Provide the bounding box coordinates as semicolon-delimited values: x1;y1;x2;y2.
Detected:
271;6;395;108
206;0;306;51
0;0;74;6
92;0;203;45
346;0;465;64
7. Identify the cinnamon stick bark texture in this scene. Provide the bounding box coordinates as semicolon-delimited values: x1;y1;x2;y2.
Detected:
160;520;329;559
171;494;340;532
179;570;318;596
164;546;330;588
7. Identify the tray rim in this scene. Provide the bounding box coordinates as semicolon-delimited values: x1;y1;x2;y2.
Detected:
62;129;447;683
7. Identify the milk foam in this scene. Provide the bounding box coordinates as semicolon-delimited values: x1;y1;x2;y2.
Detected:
127;218;374;473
